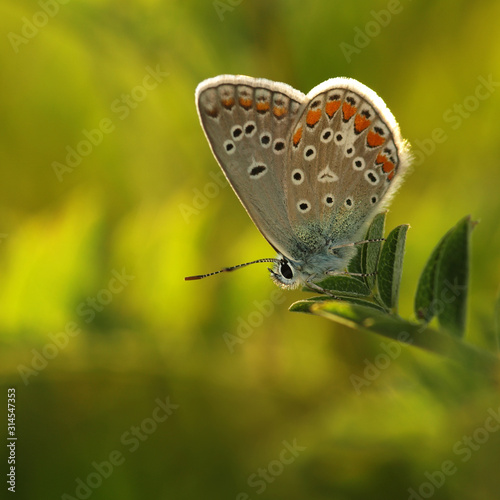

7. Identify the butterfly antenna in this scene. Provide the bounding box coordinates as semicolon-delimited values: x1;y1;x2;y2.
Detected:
185;258;280;281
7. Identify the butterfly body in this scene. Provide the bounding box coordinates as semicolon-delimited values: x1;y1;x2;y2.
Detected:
193;75;410;291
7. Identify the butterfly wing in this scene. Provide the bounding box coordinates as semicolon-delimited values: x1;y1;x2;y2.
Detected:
285;78;411;248
196;75;306;259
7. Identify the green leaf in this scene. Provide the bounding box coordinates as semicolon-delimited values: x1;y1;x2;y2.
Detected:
377;224;409;313
310;275;371;297
362;211;386;289
434;216;474;338
290;296;385;314
414;215;474;337
299;301;499;372
347;239;363;277
347;212;386;282
414;231;450;323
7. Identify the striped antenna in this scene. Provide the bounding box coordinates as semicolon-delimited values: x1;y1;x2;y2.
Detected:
185;258;280;281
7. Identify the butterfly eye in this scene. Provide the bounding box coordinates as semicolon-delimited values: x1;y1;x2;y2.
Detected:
280;261;293;280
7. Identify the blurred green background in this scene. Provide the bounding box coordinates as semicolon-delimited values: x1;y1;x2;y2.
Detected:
2;0;500;499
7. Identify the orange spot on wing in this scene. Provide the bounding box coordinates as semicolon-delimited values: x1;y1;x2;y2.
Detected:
221;98;235;109
342;102;357;121
273;106;287;118
206;107;219;118
239;97;252;109
256;101;270;112
325;100;341;117
306;109;322;127
383;161;395;173
293;126;303;146
354;114;371;133
367;130;385;147
387;170;395;181
376;153;395;173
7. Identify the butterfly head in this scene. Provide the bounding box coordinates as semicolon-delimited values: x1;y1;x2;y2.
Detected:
268;244;358;290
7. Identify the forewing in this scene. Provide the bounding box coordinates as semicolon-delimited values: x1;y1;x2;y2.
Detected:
196;75;305;259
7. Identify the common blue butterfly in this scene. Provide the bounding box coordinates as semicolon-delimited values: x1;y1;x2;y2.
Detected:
186;76;410;294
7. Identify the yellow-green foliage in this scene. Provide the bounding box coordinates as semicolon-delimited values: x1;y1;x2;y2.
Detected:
1;1;500;499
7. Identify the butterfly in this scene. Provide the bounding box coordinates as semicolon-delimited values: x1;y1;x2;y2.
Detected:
186;75;410;294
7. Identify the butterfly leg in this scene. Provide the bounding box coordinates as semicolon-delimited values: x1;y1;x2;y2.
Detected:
328;238;385;253
305;278;341;299
326;239;384;280
326;270;378;278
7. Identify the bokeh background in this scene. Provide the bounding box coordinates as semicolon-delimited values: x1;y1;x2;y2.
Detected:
2;1;500;499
